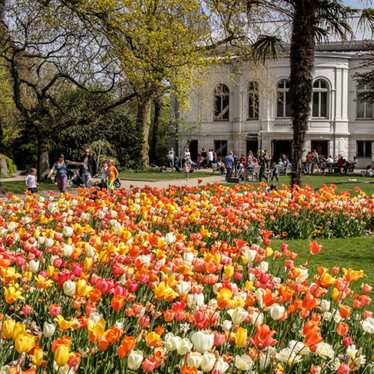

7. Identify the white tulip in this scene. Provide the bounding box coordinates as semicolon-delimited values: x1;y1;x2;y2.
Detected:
295;267;309;283
276;348;302;365
250;311;264;326
38;236;46;245
183;252;194;264
234;354;253;371
62;226;73;237
63;244;74;257
315;342;335;360
269;303;285;321
29;260;40;273
322;312;333;321
187;352;202;368
190;331;214;353
7;222;17;232
43;322;56;338
214;357;229;373
221;320;232;332
187;293;205;308
165;232;176;244
63;280;76;297
45;238;54;248
228;307;248;325
177;338;192;355
176;281;191;295
243;248;257;262
165;333;181;352
200;352;216;372
362;317;374;334
127;350;143;371
320;300;331;312
258;261;269;272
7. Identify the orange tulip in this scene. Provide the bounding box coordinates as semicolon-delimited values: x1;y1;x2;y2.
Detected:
309;241;322;255
339;305;352;319
336;322;349;337
111;295;126;313
117;336;136;358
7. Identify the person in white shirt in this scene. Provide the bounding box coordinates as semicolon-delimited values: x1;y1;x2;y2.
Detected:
25;168;38;193
208;149;214;167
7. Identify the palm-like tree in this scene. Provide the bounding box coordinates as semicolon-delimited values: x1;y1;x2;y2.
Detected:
251;0;374;186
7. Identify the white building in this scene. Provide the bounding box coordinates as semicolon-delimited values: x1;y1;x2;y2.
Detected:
180;41;374;167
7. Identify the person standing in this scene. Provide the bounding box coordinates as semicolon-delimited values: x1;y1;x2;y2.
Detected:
25;168;38;193
48;154;80;193
81;148;97;188
224;151;234;181
167;148;175;168
258;151;268;182
208;149;214;167
107;159;119;189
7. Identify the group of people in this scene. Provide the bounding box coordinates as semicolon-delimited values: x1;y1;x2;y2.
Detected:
304;151;357;175
26;149;120;194
223;150;291;183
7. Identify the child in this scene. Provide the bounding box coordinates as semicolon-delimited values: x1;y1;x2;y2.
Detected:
270;162;279;183
107;160;119;189
99;160;109;189
25;168;38;193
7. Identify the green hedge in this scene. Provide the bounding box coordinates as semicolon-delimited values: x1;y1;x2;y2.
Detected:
0;154;17;177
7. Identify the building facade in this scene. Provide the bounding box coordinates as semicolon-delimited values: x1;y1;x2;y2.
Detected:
180;42;374;167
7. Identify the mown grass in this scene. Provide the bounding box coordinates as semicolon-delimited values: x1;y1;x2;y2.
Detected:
272;237;374;309
120;170;215;181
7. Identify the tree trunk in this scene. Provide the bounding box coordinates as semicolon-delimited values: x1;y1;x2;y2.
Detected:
37;135;50;180
289;1;316;187
136;98;152;169
150;97;162;165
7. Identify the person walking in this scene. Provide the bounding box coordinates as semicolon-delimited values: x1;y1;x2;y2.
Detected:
224;151;234;181
25;168;38;193
48;154;80;193
107;159;119;189
81;148;97;188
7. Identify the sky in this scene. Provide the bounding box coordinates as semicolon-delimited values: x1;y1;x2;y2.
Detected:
344;0;371;7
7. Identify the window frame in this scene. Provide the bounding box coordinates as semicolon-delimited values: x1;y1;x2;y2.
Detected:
276;79;291;118
357;140;372;158
312;79;329;119
214;84;230;121
356;85;374;120
248;81;259;120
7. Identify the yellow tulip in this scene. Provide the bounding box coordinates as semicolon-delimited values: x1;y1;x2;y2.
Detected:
15;332;36;353
223;265;234;280
2;319;15;339
88;319;106;340
76;279;93;297
54;344;70;367
12;322;26;339
235;327;247;348
32;347;44;366
4;284;24;304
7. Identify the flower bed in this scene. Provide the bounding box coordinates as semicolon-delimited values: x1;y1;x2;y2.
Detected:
0;185;373;373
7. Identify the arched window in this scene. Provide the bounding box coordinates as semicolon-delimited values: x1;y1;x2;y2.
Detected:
357;85;374;119
248;81;259;120
214;84;230;121
312;79;329;118
277;79;291;118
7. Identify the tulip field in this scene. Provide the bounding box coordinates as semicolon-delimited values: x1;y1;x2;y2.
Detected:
0;184;373;373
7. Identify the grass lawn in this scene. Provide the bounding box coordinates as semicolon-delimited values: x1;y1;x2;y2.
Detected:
0;181;57;194
247;175;374;195
272;236;374;308
120;170;215;181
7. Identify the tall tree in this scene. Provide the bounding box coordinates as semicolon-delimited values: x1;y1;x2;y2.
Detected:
251;0;374;186
57;0;255;168
0;0;135;178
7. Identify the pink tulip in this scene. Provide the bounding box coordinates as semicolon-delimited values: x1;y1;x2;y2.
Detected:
214;332;225;346
337;364;350;374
